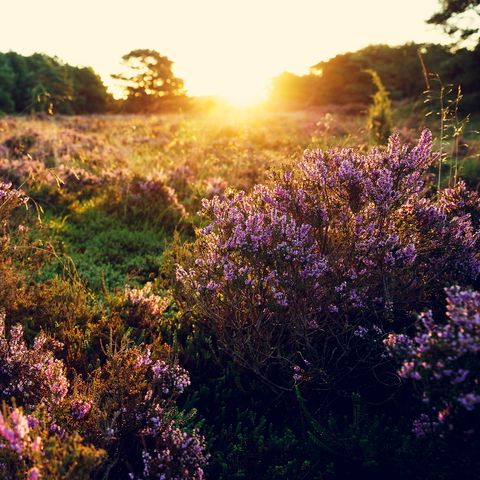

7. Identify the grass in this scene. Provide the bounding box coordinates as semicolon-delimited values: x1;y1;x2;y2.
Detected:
37;204;169;291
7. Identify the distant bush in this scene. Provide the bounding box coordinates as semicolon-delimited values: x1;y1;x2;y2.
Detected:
366;69;392;144
113;174;187;228
177;130;480;390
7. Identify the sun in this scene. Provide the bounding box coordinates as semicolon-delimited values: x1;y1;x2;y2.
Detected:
184;69;270;108
222;84;268;108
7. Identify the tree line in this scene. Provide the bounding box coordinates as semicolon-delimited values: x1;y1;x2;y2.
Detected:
1;42;480;115
0;52;111;114
267;42;480;112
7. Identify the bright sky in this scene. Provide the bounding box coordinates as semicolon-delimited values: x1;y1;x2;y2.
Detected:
0;0;448;105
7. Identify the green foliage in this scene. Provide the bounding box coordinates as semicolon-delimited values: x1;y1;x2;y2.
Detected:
40;206;168;291
0;56;15;114
0;51;111;114
269;42;480;112
366;69;392;143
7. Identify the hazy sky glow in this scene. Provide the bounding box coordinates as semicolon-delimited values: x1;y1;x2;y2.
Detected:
0;0;448;104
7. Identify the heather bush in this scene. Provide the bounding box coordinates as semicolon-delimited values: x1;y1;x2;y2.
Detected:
0;303;207;478
123;282;172;329
177;130;480;390
385;286;480;438
75;342;208;478
106;173;187;229
0;312;68;410
0;405;104;480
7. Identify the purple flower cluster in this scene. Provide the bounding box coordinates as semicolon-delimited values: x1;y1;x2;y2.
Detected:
385;287;480;436
0;408;42;455
0;405;104;478
86;346;208;478
0;312;69;409
138;416;208;480
178;130;480;387
71;400;92;421
0;408;46;479
152;360;191;395
0;181;28;219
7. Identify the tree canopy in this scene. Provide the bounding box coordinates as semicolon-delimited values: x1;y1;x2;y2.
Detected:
0;51;111;115
113;49;186;113
428;0;480;44
268;42;480;112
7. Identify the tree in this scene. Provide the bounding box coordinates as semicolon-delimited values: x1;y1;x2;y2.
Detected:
0;54;15;113
26;54;74;114
70;66;111;114
0;51;110;114
428;0;480;44
113;49;185;112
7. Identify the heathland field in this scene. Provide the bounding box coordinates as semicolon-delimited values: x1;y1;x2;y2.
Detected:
1;106;480;479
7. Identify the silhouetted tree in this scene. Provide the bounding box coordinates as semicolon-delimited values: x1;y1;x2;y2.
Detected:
428;0;480;44
267;72;321;110
113;49;185;112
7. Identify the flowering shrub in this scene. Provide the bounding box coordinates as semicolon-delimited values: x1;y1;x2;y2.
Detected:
136;420;207;480
385;287;480;437
78;344;208;479
0;182;28;225
0;406;104;479
116;174;187;226
70;400;92;421
177;130;480;389
0;312;69;410
123;283;172;329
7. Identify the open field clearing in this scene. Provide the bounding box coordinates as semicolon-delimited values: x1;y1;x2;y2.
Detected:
1;106;480;479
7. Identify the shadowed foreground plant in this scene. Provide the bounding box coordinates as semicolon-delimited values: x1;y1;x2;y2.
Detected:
0;405;104;480
73;342;208;479
385;286;480;438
